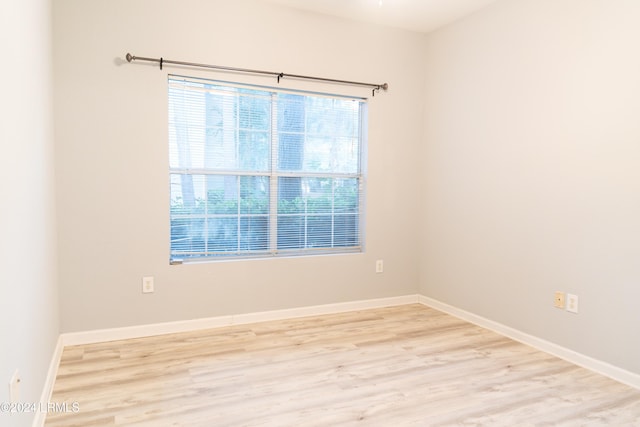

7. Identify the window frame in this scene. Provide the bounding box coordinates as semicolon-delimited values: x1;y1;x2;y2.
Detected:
168;75;367;263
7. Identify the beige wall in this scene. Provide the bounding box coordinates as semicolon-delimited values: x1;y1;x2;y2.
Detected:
53;0;640;378
53;0;425;332
0;0;59;425
421;0;640;374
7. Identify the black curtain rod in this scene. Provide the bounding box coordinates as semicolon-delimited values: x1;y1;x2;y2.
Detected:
125;53;388;96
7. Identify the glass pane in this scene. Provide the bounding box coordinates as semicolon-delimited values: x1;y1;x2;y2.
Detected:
240;176;269;214
334;214;358;247
240;216;269;251
305;178;332;214
277;215;304;249
170;217;205;256
171;174;270;255
278;177;335;213
276;94;361;174
278;177;304;213
239;91;271;130
304;136;359;173
306;97;360;137
207;217;238;253
170;174;206;215
205;175;238;215
170;174;205;257
307;215;332;247
239;130;270;170
278;94;305;133
169;81;270;172
334;178;359;213
278;132;305;171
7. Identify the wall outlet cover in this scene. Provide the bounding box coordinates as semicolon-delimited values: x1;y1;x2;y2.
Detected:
566;293;579;313
142;276;154;293
9;370;20;403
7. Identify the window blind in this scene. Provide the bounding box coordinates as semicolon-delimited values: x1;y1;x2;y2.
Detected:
168;76;366;262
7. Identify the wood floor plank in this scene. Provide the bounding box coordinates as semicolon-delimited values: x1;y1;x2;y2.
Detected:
45;304;640;426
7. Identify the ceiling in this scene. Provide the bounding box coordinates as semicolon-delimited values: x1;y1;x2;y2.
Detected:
258;0;502;33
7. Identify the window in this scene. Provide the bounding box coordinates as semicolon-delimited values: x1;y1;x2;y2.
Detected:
168;76;366;262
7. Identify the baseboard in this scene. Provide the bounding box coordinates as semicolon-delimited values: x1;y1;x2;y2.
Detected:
32;335;64;427
61;294;420;346
418;295;640;390
53;293;639;396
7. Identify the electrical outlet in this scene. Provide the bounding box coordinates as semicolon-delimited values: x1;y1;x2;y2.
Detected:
9;370;20;403
375;260;384;273
566;294;579;313
554;291;565;309
142;276;154;293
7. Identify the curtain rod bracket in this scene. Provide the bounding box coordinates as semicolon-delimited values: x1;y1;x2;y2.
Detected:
277;73;284;84
160;57;163;70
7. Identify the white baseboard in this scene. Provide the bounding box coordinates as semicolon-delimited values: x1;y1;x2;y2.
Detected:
418;295;640;390
52;292;639;405
61;294;420;346
32;335;64;427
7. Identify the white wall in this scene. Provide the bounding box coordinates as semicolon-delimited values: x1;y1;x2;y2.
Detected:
53;0;425;332
421;0;640;374
0;0;59;426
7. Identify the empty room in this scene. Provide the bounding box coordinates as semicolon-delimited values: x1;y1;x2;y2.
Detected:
2;0;640;425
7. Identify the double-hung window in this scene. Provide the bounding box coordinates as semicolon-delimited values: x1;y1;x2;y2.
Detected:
168;76;366;262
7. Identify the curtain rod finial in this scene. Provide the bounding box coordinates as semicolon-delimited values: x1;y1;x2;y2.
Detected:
381;83;388;91
126;53;134;62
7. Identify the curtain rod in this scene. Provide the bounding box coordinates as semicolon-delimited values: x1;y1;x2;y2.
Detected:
125;53;388;96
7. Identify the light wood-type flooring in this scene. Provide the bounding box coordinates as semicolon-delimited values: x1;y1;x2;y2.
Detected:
46;304;640;426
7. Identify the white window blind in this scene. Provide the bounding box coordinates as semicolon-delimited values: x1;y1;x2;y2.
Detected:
168;76;366;262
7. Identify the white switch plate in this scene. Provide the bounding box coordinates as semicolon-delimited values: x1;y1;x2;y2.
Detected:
142;276;154;293
566;293;579;313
